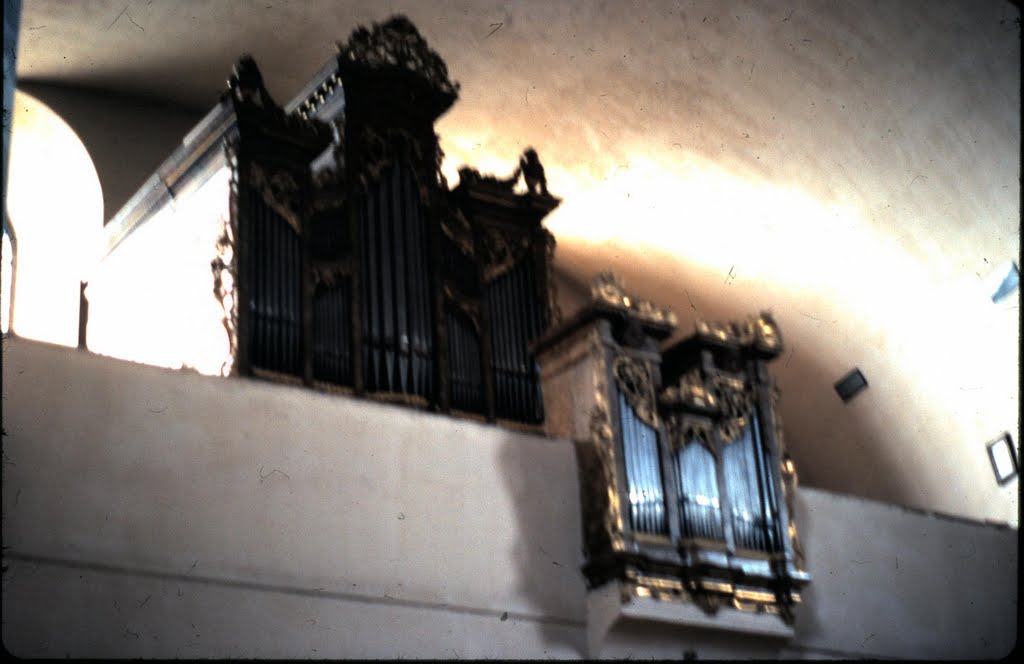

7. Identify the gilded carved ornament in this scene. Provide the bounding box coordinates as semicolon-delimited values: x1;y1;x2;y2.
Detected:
543;232;562;326
772;389;806;567
660;367;718;412
213;141;241;378
481;227;532;283
713;374;755;445
590;272;678;326
355;126;440;206
337;15;460;101
612;355;658;429
443;284;483;332
249;163;302;235
440;209;475;257
211;220;237;378
590;336;625;552
664;415;715;456
695;312;782;351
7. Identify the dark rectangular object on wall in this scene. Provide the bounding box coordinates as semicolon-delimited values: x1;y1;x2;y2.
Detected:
835;368;868;402
987;432;1018;485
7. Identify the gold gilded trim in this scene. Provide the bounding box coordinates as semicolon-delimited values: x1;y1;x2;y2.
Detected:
590;271;677;327
612;354;658;428
701;580;734;594
713;374;754;445
590;333;625;550
735;588;777;603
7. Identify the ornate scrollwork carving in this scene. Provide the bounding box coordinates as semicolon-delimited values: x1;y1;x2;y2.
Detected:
590;336;625;552
355;126;436;205
443;284;482;333
612;355;658;429
337;15;460;102
213;141;241;378
249;163;302;234
664;414;715;456
440;210;475;257
590;272;678;327
712;374;754;444
772;387;806;567
542;231;562;327
481;227;531;282
660;367;718;412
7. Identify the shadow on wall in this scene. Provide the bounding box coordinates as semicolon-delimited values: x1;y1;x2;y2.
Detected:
498;429;589;656
17;81;206;222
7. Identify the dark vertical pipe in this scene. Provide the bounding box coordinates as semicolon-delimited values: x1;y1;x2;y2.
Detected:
394;166;408;393
477;236;496;423
365;192;378;390
349;151;364;395
259;200;266;370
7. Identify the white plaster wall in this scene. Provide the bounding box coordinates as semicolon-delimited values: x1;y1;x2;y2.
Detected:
1;337;1016;658
85;165;233;376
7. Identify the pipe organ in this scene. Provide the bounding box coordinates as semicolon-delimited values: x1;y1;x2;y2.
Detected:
534;273;810;623
90;16;559;426
87;14;809;629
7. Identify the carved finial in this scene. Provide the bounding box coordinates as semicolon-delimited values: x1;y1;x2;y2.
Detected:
228;55;277;109
337;15;460;105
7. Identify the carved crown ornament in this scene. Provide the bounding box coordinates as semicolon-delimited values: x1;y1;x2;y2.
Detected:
337;15;460;107
227;55;332;145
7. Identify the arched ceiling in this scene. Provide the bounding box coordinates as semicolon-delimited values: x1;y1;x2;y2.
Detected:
12;0;1021;525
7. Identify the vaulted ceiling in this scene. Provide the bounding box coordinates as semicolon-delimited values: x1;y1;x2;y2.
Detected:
11;0;1021;525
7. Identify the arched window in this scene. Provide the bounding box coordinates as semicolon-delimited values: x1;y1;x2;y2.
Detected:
5;90;103;347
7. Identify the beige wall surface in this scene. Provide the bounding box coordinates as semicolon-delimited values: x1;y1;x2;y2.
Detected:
2;338;1016;659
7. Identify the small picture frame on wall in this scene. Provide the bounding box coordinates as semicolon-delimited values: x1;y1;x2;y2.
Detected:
986;432;1018;485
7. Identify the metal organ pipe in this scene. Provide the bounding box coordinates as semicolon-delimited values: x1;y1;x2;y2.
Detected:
618;392;666;535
